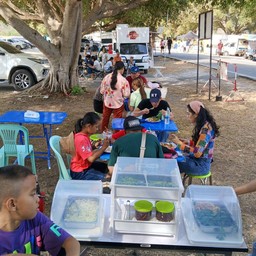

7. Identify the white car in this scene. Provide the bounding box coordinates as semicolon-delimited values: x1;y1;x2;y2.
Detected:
1;38;28;50
0;41;49;91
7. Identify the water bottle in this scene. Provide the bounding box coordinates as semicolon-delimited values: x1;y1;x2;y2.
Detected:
164;107;170;125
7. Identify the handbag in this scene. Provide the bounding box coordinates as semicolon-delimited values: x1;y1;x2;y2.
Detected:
139;132;147;158
60;131;76;156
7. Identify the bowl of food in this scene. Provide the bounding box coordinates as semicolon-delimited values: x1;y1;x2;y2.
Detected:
134;200;153;221
155;201;175;222
145;117;161;123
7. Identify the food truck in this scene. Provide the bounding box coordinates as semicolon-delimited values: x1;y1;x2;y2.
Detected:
115;24;150;74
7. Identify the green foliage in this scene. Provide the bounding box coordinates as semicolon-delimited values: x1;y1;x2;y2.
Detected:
70;85;85;95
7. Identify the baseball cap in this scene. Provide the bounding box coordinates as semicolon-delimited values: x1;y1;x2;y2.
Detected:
123;116;143;131
150;88;161;103
130;66;140;73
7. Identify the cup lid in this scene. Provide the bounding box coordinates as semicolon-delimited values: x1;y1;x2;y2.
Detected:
156;201;175;213
134;200;153;212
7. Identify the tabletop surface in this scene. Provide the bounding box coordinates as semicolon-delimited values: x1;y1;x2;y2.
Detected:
112;118;178;132
0;110;67;125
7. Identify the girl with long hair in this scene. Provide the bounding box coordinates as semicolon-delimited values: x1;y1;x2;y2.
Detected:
70;112;111;181
100;61;130;131
169;101;220;175
129;77;151;112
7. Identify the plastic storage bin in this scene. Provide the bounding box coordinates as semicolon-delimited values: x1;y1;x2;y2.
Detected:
181;185;243;246
51;180;104;239
110;157;183;238
111;157;184;202
112;198;179;237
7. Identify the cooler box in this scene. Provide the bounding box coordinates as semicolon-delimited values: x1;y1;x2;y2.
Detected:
181;185;243;247
50;180;105;240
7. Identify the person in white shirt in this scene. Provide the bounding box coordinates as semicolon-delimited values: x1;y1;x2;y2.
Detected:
104;57;113;73
92;56;102;71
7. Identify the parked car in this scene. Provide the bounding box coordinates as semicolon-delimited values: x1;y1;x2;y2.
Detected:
0;41;49;91
244;49;256;60
1;38;28;50
222;41;248;56
12;37;35;48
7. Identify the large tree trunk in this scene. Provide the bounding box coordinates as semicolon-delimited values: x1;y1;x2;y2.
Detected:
42;0;82;94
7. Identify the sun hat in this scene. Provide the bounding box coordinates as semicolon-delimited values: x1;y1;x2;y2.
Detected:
123;116;143;131
130;66;140;73
150;88;161;103
189;101;205;114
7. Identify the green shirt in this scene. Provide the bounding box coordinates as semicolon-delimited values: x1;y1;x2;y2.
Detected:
108;132;164;167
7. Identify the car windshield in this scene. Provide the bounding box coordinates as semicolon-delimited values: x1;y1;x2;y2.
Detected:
0;41;21;53
120;43;148;54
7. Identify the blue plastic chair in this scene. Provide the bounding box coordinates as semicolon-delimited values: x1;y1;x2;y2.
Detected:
0;124;36;174
49;135;71;180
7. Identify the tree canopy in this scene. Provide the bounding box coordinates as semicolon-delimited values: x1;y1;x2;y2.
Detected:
0;0;255;94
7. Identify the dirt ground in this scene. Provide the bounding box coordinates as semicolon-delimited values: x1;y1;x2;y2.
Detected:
1;56;256;255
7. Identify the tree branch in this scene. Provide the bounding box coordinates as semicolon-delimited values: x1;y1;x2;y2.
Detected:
82;0;150;32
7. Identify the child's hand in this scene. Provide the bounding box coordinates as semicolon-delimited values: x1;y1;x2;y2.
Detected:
102;138;110;150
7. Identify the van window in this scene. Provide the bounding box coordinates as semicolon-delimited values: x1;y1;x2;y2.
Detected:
120;43;147;55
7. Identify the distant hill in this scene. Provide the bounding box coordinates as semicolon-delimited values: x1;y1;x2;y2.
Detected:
0;22;20;36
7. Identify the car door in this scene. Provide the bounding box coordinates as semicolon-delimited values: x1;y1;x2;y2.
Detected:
0;47;8;79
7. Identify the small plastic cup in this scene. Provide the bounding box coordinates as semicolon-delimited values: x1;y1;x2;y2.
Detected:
155;201;175;222
102;130;112;140
134;200;153;221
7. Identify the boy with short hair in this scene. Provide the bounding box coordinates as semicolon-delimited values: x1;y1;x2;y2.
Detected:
0;165;80;256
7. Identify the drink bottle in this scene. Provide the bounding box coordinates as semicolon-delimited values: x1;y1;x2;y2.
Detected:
164;107;170;125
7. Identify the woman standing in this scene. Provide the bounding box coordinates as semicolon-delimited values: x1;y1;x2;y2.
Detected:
70;112;111;181
100;61;130;131
169;101;219;175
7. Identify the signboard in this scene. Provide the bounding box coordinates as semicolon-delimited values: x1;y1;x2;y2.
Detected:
199;11;213;40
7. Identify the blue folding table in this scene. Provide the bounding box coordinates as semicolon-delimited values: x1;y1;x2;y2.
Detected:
0;110;67;169
112;118;178;132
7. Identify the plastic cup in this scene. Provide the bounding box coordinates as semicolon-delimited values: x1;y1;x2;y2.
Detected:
155;201;175;222
134;200;153;221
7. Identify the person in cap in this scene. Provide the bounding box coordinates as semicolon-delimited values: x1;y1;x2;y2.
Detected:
126;66;147;92
108;116;164;173
169;101;220;176
133;88;174;142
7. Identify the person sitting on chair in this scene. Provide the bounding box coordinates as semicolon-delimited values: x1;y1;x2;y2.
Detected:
168;101;219;176
108;116;164;174
126;66;147;92
104;57;114;73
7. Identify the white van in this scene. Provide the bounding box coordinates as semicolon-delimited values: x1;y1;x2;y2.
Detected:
222;39;248;56
0;41;49;90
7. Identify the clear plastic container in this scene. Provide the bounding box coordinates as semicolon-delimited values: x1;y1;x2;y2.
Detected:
111;157;184;202
182;185;243;246
51;180;104;238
